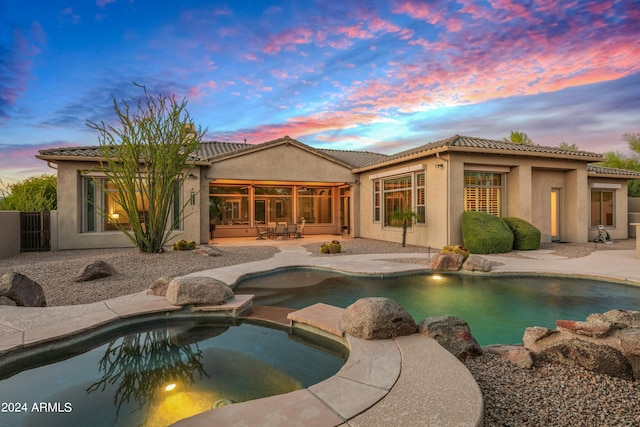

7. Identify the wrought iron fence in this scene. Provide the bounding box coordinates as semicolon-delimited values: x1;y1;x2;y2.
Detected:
20;211;51;252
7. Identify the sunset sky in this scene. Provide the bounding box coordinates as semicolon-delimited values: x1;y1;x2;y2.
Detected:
1;0;639;185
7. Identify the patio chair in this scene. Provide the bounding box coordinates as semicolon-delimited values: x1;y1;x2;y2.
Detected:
274;222;288;240
293;219;306;238
595;225;613;244
267;222;276;239
255;224;267;240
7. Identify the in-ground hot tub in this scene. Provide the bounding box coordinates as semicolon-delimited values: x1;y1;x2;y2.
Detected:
0;315;347;427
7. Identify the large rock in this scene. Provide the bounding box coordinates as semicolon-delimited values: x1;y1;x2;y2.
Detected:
462;255;492;272
147;277;170;296
556;319;612;338
587;310;640;329
430;253;464;271
535;339;634;381
484;344;533;369
418;316;482;359
166;276;234;306
74;260;118;282
0;272;46;307
340;297;417;340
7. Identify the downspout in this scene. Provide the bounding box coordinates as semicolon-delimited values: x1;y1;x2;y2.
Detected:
436;152;450;246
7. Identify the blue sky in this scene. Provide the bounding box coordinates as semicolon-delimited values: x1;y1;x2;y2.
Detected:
1;0;639;184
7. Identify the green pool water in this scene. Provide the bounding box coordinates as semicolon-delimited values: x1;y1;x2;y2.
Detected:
236;269;640;345
0;319;346;427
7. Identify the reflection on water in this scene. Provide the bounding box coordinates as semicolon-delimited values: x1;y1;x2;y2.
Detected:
0;321;345;427
237;269;640;346
86;327;211;425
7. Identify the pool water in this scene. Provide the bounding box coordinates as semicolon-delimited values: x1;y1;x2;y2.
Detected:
236;269;640;346
0;319;346;427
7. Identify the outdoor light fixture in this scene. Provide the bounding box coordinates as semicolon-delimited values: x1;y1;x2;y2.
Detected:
187;173;198;179
190;189;196;205
435;163;444;168
165;383;177;392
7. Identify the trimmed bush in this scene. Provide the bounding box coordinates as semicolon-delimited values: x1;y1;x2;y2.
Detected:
462;211;513;254
172;239;196;251
441;244;470;259
503;217;541;250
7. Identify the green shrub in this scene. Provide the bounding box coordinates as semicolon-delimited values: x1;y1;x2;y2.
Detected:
172;239;196;251
441;244;469;259
462;211;514;254
320;240;341;254
503;217;541;250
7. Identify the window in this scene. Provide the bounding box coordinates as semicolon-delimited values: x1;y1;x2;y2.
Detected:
373;181;381;222
464;172;503;216
416;173;425;224
372;172;425;226
383;176;412;227
591;190;614;227
255;186;292;223
209;186;249;225
297;187;332;224
82;177;182;232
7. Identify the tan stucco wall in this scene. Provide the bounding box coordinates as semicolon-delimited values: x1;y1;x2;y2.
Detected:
0;211;21;258
358;156;449;248
207;144;357;183
359;152;600;248
54;162;202;250
200;143;357;239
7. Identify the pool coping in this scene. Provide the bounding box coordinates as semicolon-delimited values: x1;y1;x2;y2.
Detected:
0;292;484;427
3;247;638;425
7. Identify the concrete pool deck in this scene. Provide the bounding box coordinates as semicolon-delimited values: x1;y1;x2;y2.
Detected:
1;236;640;426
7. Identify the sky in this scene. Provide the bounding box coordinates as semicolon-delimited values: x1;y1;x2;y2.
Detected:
1;0;639;185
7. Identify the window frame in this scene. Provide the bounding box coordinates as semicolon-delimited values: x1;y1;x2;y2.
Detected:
590;189;615;228
463;171;505;217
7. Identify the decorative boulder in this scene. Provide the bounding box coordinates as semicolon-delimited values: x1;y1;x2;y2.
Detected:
166;276;234;306
462;255;493;272
340;297;417;340
0;296;17;306
418;316;482;359
535;339;633;381
74;260;118;282
147;277;170;296
587;310;640;329
430;253;465;271
194;246;222;257
484;344;534;369
0;272;47;307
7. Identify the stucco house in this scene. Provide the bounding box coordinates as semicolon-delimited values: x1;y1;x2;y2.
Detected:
37;135;640;250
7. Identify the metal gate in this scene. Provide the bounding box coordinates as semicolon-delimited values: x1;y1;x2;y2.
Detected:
20;212;51;252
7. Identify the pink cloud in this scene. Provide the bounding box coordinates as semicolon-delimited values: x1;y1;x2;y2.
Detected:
262;27;314;54
391;1;446;25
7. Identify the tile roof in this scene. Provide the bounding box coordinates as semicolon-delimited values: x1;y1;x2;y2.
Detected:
366;135;604;168
41;135;638;177
317;148;390;168
588;165;640;178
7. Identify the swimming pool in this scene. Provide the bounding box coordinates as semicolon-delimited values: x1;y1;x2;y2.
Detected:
235;268;640;345
0;317;347;427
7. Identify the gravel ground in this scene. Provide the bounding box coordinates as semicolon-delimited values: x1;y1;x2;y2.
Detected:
0;245;278;306
1;237;638;426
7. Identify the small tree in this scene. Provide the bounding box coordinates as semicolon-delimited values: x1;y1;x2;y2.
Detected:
503;131;533;145
0;175;57;211
86;84;205;253
559;141;579;151
598;132;640;197
391;207;421;247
